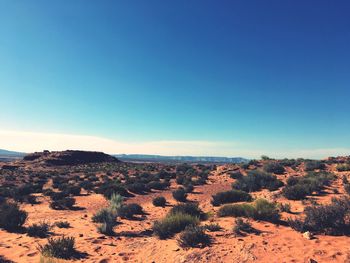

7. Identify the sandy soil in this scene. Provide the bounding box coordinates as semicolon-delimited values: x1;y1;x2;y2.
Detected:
1;164;350;263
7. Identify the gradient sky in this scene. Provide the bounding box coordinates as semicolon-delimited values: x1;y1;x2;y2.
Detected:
1;1;350;158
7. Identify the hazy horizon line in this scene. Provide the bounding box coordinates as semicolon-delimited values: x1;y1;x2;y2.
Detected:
0;130;349;160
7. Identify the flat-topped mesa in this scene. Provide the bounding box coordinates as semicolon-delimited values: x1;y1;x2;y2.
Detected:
23;150;119;166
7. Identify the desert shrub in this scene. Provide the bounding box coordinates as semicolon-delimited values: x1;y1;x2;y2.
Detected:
50;197;75;210
277;203;291;213
126;182;148;194
211;190;252;206
50;192;69;201
337;164;350;172
0;201;27;231
27;222;50;238
65;185;81;196
263;162;285;174
240;163;250;169
230;172;243;179
97;220;116;236
153;213;199;239
117;203;143;219
282;184;310;200
79;180;93;191
279;158;300;167
92;193;122;235
203;223;222;232
304;160;326;171
175;175;185;185
92;207;117;235
184;184;194;193
55;221;70;228
288;197;350;235
344;184;350;195
92;208;115;223
43;188;54;197
218;203;255;218
153;196;166;207
169;203;205;219
253;199;280;222
177;225;211;248
147;181;169;190
109;193;123;211
57;183;68;192
233;218;254;235
232;170;283;192
218;199;279;222
283;172;335;200
97;182;130;199
38;236;76;259
172;188;187;202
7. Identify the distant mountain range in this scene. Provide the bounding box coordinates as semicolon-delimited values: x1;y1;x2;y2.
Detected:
0;149;247;164
0;149;26;156
0;149;26;161
114;154;248;163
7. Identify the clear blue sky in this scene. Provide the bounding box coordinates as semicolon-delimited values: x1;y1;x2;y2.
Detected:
1;1;350;158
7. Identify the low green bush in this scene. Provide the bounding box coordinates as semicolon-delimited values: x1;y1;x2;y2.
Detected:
232;170;283;192
27;222;51;238
169;203;205;219
211;190;252;206
230;171;243;179
337;164;350;172
217;199;280;222
172;188;187;202
233;218;254;235
153;213;199;239
283;172;335;200
263;162;285;174
203;223;222;232
288;197;350;235
117;203;144;219
177;225;211;248
55;221;70;228
304;161;326;171
0;201;27;231
38;236;76;259
152;196;166;207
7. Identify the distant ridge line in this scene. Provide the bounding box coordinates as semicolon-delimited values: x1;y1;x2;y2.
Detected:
114;154;248;163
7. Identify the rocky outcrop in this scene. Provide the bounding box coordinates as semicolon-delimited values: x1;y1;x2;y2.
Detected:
23;150;119;166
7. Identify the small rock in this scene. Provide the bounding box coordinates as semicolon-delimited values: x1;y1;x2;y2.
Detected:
303;231;314;240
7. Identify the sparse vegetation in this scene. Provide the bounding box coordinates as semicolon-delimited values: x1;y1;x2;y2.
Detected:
232;170;283;192
27;222;51;238
0;201;27;231
304;160;326;171
218;199;280;222
153;213;199;239
152;196;166;207
263;162;285;174
178;225;211;248
288;197;350;235
169;203;205;219
38;236;76;259
233;218;254;235
211;190;252;206
203;223;222;232
172;188;187;202
337;163;350;172
283;171;335;200
55;221;70;228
